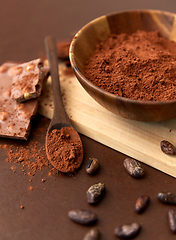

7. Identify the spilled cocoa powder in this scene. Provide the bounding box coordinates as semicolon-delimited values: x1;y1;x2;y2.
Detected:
0;116;54;178
84;30;176;101
1;139;49;177
46;126;83;173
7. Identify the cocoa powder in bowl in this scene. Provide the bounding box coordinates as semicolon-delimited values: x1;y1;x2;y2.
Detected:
84;30;176;101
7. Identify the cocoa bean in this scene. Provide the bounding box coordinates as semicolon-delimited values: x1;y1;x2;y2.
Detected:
123;158;145;178
160;140;176;155
83;228;100;240
158;192;176;205
114;223;141;239
68;209;98;225
86;158;99;174
168;209;176;233
135;195;150;213
87;183;105;204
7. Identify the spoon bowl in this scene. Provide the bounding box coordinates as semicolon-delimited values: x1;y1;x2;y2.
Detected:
45;36;83;173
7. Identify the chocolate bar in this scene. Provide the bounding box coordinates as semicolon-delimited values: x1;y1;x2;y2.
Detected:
0;60;49;140
10;59;47;103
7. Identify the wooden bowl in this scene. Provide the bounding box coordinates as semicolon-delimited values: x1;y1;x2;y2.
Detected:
69;9;176;122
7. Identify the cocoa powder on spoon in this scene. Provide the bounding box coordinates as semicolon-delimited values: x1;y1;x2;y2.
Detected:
46;127;83;173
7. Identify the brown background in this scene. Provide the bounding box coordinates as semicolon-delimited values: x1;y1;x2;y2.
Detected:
0;0;176;239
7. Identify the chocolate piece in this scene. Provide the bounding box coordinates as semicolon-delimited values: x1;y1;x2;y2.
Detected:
57;41;70;60
10;58;47;103
0;62;49;140
57;41;71;67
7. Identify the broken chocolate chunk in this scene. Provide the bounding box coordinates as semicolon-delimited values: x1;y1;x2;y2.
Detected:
10;58;48;103
0;61;49;140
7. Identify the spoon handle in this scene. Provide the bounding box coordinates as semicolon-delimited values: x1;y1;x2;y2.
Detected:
45;36;71;127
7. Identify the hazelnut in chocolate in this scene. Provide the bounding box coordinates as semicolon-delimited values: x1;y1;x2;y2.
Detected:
10;58;47;103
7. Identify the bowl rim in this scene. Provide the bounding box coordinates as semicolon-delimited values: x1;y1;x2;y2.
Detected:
69;9;176;106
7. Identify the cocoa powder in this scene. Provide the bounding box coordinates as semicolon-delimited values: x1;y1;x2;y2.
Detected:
84;30;176;101
46;127;83;173
0;116;51;177
5;138;49;176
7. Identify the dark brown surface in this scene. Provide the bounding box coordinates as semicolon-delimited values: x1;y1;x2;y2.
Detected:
0;1;176;239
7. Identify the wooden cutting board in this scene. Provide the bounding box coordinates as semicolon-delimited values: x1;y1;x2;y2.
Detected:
38;63;176;178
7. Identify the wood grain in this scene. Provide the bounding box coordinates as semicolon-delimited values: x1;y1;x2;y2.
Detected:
38;63;176;178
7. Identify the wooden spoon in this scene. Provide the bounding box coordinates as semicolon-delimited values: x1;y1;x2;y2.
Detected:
44;36;83;173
